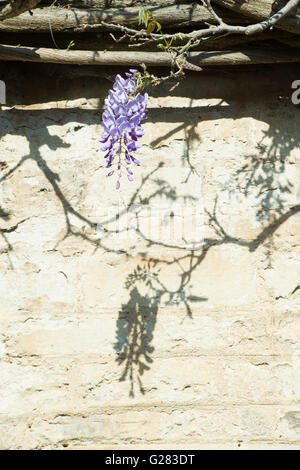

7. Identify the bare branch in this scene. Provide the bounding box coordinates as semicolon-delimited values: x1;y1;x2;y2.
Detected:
213;0;300;35
244;0;300;35
202;0;224;25
95;1;300;50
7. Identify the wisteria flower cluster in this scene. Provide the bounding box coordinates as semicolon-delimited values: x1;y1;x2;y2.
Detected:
99;70;148;189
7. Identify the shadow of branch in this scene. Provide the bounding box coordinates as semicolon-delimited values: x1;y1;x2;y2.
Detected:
0;95;299;395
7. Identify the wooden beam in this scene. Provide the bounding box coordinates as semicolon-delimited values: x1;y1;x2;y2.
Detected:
0;44;300;66
0;4;251;33
39;0;185;7
0;0;41;21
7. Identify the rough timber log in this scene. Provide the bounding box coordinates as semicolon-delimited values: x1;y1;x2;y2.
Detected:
0;4;251;34
0;44;300;66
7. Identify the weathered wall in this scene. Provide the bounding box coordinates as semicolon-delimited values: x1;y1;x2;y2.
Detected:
0;63;299;450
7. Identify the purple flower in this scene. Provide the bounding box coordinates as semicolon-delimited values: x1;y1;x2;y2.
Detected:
100;72;148;188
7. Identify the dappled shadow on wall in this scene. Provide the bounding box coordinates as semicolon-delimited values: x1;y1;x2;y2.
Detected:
0;64;300;395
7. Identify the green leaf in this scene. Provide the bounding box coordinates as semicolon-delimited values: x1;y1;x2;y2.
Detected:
177;32;186;40
155;21;161;32
147;21;156;35
66;40;75;51
138;7;145;25
144;11;149;27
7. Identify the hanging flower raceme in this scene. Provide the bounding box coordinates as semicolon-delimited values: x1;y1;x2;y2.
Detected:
99;70;148;189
